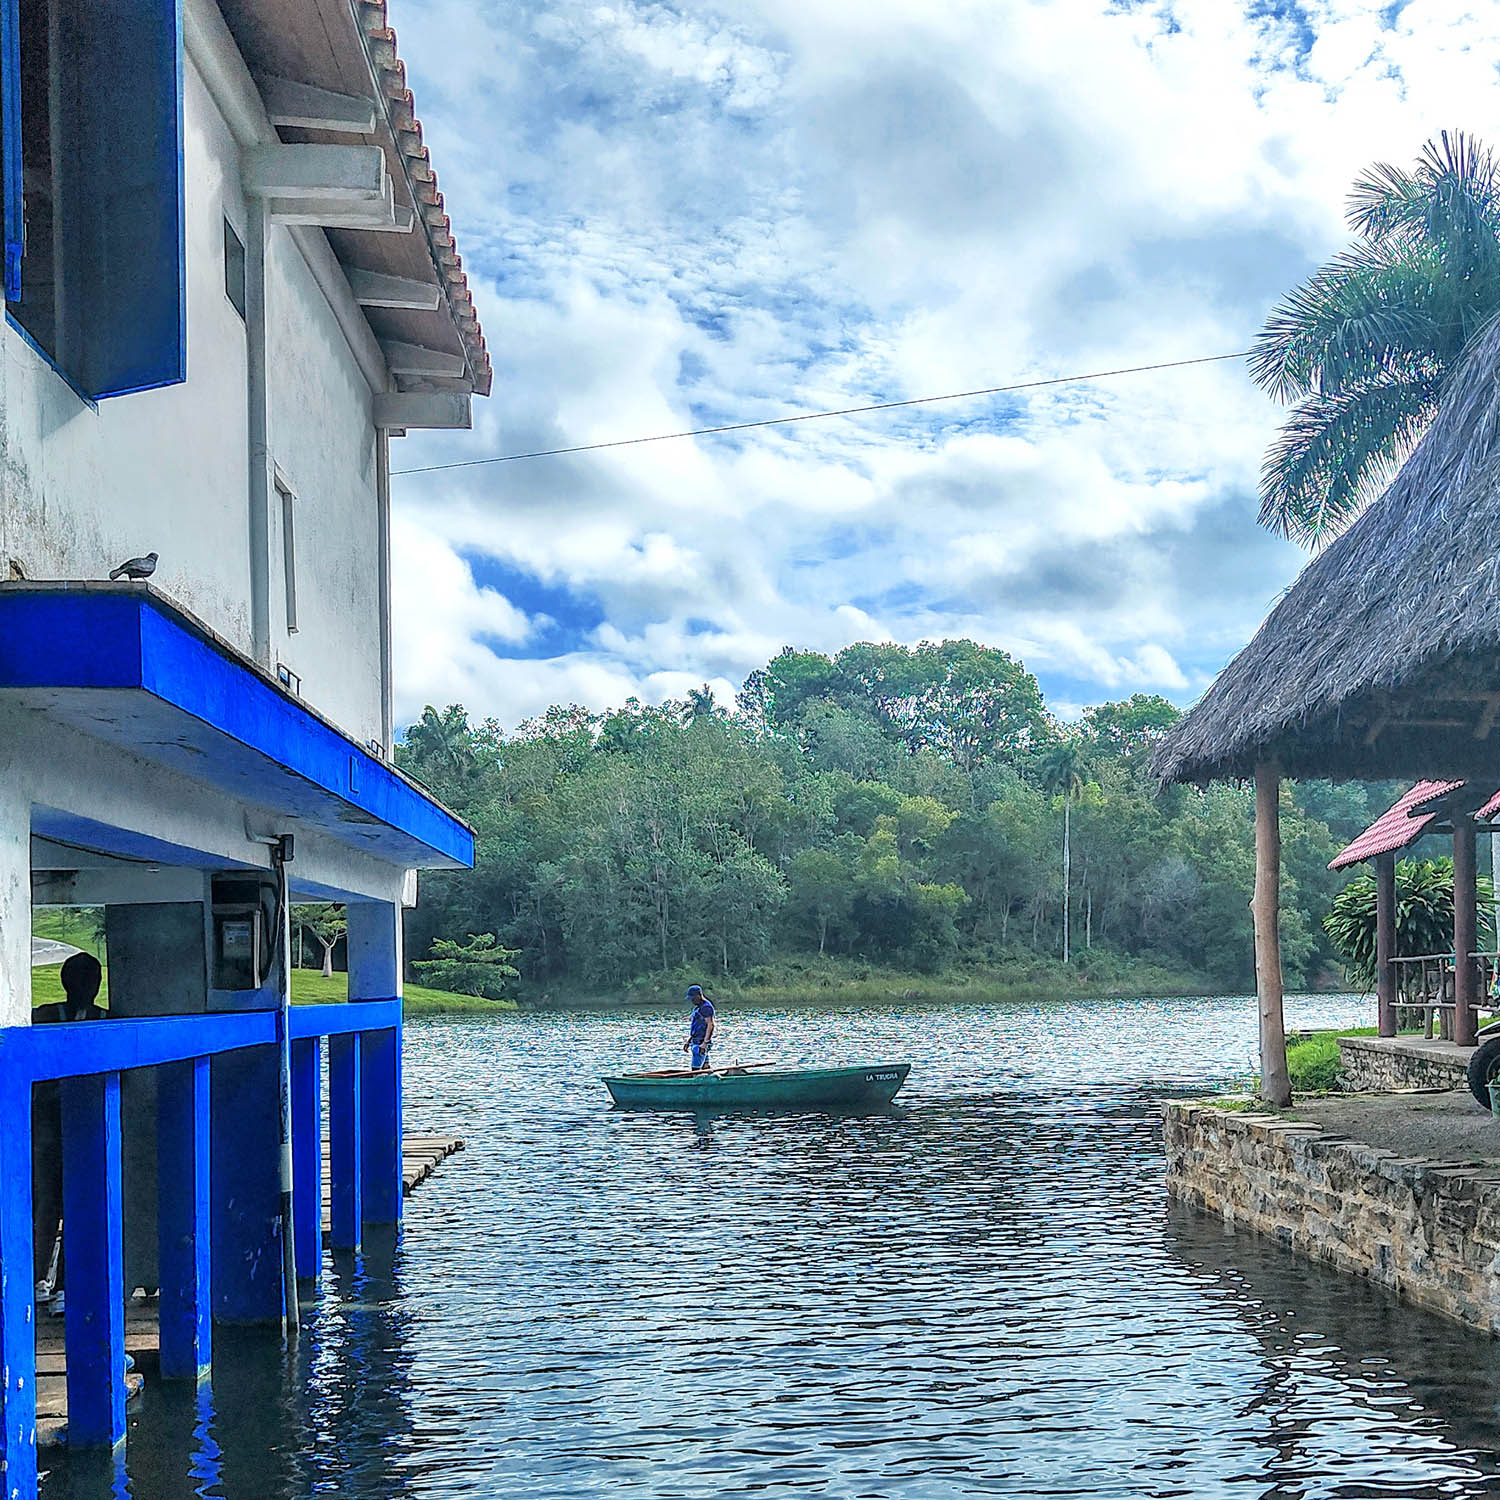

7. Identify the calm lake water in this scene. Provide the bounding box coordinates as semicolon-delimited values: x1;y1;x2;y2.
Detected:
39;992;1500;1499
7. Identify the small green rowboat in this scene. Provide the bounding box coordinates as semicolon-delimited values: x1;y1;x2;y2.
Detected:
602;1061;910;1112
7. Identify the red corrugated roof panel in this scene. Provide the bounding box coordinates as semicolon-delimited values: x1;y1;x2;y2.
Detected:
1328;780;1464;870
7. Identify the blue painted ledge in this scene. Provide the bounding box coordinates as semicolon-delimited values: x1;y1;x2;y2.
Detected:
0;999;403;1084
0;585;473;870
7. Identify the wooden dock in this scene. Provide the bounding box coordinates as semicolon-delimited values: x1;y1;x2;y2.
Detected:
35;1133;463;1449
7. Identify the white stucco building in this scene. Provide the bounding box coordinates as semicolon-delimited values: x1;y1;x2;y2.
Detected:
0;0;488;1489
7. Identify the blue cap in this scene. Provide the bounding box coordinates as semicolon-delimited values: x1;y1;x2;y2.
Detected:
686;985;704;1001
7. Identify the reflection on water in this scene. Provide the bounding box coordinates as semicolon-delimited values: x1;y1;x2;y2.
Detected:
38;993;1500;1499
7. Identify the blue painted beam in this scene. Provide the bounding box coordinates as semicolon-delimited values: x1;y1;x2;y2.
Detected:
328;1035;361;1252
288;998;400;1041
0;1010;274;1085
0;1001;399;1087
60;1073;126;1449
0;589;474;868
157;1058;210;1381
210;1048;283;1325
359;1029;402;1225
0;1088;36;1497
290;1039;321;1284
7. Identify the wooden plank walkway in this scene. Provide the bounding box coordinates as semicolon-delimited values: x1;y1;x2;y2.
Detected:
34;1134;463;1448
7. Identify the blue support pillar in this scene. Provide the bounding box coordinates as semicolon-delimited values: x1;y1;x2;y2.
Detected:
60;1072;126;1450
0;1088;36;1497
360;1029;401;1225
210;1046;283;1325
291;1038;322;1284
328;1034;361;1252
347;901;402;1235
157;1058;210;1381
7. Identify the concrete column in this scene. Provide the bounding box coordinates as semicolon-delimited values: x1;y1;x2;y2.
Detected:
1455;819;1479;1048
157;1057;211;1381
60;1072;126;1449
291;1037;321;1285
360;1028;401;1225
0;787;31;1026
210;1045;283;1324
328;1033;361;1252
0;1088;37;1493
1376;852;1397;1038
347;901;401;1229
346;900;401;1000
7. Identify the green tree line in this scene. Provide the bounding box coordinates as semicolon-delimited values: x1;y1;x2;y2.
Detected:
397;641;1396;995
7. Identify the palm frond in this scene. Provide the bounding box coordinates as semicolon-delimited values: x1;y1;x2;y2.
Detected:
1347;159;1423;239
1258;375;1440;544
1250;240;1451;401
1412;132;1500;280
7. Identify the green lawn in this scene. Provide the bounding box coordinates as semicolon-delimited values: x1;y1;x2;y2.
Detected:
30;963;511;1016
31;908;105;956
1284;1024;1430;1093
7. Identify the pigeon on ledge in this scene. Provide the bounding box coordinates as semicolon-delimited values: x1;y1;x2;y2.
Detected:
109;552;158;581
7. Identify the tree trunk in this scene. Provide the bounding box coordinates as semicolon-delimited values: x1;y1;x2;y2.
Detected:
320;940;335;980
818;917;827;956
1061;794;1071;964
1085;888;1092;950
1253;762;1291;1107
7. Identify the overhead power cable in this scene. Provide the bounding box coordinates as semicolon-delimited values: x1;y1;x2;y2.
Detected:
389;350;1250;477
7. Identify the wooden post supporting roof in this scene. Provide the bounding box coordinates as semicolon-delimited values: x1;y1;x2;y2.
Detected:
1253;763;1292;1106
1455;818;1479;1047
1376;851;1397;1039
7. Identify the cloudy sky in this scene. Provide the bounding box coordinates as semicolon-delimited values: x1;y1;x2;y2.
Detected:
384;0;1498;732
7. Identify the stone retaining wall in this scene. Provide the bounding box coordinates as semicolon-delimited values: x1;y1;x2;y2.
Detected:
1337;1037;1469;1093
1164;1102;1500;1334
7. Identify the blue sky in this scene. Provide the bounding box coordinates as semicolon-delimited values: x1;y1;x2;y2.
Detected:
384;0;1497;731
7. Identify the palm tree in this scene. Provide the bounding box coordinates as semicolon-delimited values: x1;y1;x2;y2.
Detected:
1038;741;1088;964
404;705;473;780
1252;131;1500;544
684;684;717;721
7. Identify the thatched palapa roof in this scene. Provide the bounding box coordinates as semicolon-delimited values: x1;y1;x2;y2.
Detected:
1154;316;1500;786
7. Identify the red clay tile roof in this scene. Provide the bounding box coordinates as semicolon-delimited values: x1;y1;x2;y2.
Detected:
1328;780;1465;870
355;0;491;396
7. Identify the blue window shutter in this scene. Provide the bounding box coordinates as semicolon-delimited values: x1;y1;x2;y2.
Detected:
68;0;185;397
0;0;20;303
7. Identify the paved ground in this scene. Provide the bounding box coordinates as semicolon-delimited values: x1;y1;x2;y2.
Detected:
1290;1090;1500;1164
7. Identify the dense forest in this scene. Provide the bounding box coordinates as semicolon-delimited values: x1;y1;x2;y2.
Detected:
395;640;1401;999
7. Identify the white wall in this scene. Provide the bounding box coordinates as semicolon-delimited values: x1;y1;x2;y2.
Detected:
0;41;385;749
265;229;383;745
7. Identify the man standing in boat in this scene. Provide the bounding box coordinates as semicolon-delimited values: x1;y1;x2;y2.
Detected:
683;985;715;1069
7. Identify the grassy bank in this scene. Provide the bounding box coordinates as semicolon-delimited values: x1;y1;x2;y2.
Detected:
520;952;1220;1010
1283;1025;1413;1093
29;963;512;1017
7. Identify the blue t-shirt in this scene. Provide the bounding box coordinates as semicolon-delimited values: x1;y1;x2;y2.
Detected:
689;999;715;1042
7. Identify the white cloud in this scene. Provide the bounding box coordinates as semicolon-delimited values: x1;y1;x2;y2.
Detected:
383;0;1494;731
